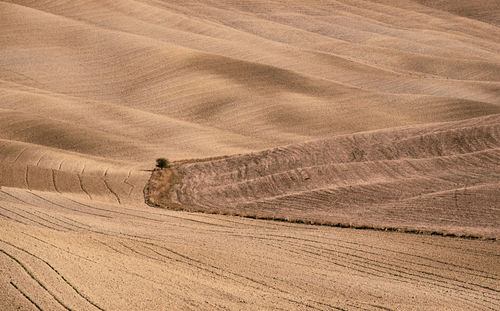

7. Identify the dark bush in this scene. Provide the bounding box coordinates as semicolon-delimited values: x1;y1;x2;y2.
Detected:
156;158;170;169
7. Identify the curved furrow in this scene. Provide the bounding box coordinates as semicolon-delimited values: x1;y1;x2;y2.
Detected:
1;1;500;309
163;116;500;237
0;239;105;311
280;240;500;310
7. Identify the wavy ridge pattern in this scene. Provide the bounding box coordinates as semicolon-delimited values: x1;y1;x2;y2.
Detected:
168;115;500;237
1;1;499;310
1;0;499;204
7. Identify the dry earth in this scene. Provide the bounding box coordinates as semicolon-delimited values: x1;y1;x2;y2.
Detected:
1;0;499;310
1;188;499;311
151;114;500;238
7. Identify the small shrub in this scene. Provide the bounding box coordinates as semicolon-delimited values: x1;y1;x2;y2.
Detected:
156;158;170;169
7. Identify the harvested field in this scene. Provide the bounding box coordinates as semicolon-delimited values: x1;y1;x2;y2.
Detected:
1;0;499;310
153;114;500;238
1;187;499;311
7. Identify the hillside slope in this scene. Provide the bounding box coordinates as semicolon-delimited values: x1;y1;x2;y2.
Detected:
1;0;499;205
1;0;499;164
152;114;500;238
0;1;499;310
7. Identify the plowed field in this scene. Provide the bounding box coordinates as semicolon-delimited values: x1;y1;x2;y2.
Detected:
1;0;499;310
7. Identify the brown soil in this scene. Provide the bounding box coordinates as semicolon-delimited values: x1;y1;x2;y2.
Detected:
1;0;499;310
150;114;500;239
1;188;499;311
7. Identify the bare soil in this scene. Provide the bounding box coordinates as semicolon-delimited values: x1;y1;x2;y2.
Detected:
1;0;499;310
149;115;500;239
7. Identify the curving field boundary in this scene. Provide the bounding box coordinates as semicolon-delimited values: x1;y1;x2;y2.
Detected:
147;114;500;239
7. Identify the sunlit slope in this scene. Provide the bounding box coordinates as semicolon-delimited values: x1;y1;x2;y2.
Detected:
1;0;499;162
412;0;500;25
1;0;499;205
0;188;499;311
0;2;499;310
164;114;500;238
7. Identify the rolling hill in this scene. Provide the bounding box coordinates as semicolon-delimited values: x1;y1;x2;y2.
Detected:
0;0;499;310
